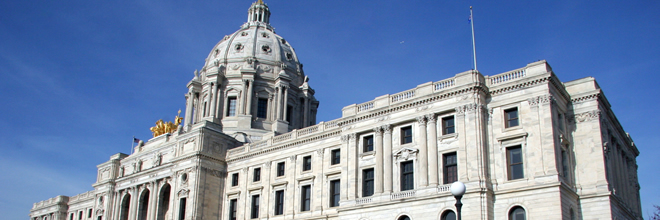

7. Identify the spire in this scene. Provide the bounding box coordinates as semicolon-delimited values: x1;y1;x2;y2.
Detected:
247;0;270;24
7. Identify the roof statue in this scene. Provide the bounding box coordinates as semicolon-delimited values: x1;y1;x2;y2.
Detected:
149;110;183;137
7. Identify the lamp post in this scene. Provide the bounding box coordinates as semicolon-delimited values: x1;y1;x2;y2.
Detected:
450;181;466;220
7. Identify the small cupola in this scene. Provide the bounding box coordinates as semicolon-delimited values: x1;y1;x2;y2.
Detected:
247;0;270;24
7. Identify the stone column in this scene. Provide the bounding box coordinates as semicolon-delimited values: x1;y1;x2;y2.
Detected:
275;86;282;120
282;86;289;121
267;94;274;121
204;87;212;117
426;114;439;187
345;133;357;200
209;84;218;118
416;116;428;187
148;182;158;220
184;90;194;126
303;97;310;127
374;127;384;194
241;80;248;115
129;187;138;220
341;134;355;200
382;125;393;193
246;79;254;116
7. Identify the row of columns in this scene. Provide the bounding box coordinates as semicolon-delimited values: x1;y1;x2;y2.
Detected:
111;180;171;220
344;114;441;198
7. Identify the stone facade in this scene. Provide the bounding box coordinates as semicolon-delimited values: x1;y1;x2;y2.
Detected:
30;1;641;220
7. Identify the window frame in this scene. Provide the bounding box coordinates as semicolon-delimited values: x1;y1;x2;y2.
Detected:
329;179;340;207
400;161;414;191
231;173;239;186
506;146;524;180
504;108;520;128
276;162;285;177
330;149;341;165
227;97;237;117
401;126;413;144
363;135;374;152
250;195;260;219
228;199;237;220
274;190;284;215
443;152;458;184
508;206;526;220
253;168;261;182
300;185;311;212
302;156;312;171
362;168;374;197
256;98;268;119
442;116;456;135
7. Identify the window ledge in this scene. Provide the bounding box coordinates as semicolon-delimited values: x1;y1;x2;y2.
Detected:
503;125;523;133
439;133;458;141
360;151;375;157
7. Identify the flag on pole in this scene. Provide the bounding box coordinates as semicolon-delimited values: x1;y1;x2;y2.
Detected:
133;137;141;143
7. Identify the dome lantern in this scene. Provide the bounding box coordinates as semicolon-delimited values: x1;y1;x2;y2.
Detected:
247;0;271;25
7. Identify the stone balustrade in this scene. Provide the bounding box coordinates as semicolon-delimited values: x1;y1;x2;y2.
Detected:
69;190;94;203
391;190;416;200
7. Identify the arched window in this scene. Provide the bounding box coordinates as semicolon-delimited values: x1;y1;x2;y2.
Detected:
157;184;172;220
441;210;456;220
119;194;131;220
138;189;150;220
570;208;576;220
509;206;526;220
398;215;411;220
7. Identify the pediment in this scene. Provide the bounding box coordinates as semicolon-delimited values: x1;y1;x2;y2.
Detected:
393;147;419;161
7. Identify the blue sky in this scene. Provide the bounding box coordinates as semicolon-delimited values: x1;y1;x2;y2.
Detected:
1;0;658;219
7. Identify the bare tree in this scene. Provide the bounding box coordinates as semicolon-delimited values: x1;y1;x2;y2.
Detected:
651;205;660;220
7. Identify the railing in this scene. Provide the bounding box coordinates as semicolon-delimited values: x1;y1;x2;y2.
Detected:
434;79;455;91
357;101;374;112
489;68;526;85
272;133;292;143
391;89;415;103
356;197;373;204
227;146;245;155
324;119;340;129
69;191;94;203
391;190;416;199
297;125;319;137
437;184;451;193
250;140;268;150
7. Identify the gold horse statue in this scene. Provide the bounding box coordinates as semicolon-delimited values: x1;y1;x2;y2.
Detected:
150;110;183;137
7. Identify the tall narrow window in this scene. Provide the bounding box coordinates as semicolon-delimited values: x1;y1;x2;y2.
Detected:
70;213;74;220
443;153;458;184
285;105;292;122
178;198;186;220
400;161;414;191
301;185;311;211
79;211;83;220
507;146;524;180
401;126;413;144
251;195;260;219
253;168;261;182
508;206;526;220
276;162;285;177
362;168;374;197
227;97;237;117
274;190;284;215
257;98;268;118
330;180;340;207
558;113;565;131
88;209;92;218
363;135;374;152
157;184;172;220
229;199;237;220
137;189;150;220
505;108;519;128
119;194;131;220
331;149;340;165
231;173;239;186
561;148;570;181
442;116;455;135
303;156;312;171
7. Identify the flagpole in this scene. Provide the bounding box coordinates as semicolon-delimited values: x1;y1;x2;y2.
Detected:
131;136;135;155
470;6;478;71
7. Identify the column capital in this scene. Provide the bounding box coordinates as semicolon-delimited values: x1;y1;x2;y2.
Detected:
382;124;392;134
373;127;383;135
416;116;427;124
426;114;436;123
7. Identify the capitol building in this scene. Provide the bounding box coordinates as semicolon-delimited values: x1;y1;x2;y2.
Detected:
30;1;642;220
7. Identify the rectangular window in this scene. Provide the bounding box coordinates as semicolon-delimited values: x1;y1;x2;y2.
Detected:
558;113;565;131
301;185;311;211
443;153;458;184
257;98;268;118
227;97;237;117
507;146;524;180
362;168;374;197
401;126;413;144
277;162;285;177
363;135;374;152
331;149;341;165
561;148;570;181
505;108;519;128
442;116;455;135
274;190;284;215
251;195;260;219
229;199;237;220
253;168;261;182
231;173;239;186
88;209;92;218
400;161;414;191
303;156;312;171
330;180;340;207
285;105;292;122
178;198;186;220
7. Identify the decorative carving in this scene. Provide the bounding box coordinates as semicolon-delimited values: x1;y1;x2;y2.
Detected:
528;94;553;107
280;62;288;70
393;147;419;161
152;153;162;167
574;110;601;123
426;114;436;123
285;52;293;60
261;32;269;38
281;38;287;44
455;105;466;114
261;65;272;72
416;116;427;124
340;133;355;143
416;105;430;112
289;155;296;161
373;126;383;135
95;209;104;216
264;161;272;168
316;148;324;156
375;116;390;122
382;124;391;133
234;43;244;52
178;189;190;197
232;64;241;70
241;31;248;36
150;110;183;137
261;45;271;53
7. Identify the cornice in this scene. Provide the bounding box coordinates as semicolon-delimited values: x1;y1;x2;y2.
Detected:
226;130;341;163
